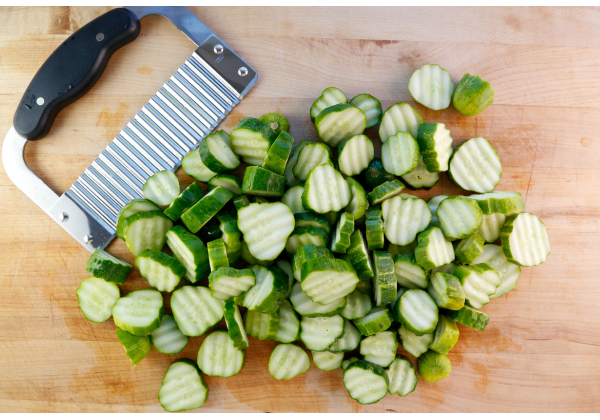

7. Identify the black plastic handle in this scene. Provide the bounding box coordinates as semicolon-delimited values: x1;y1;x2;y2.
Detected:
14;8;141;140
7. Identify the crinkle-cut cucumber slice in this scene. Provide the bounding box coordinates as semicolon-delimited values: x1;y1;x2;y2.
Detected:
274;300;300;343
310;86;348;121
242;166;286;197
353;307;393;336
244;308;280;340
360;157;396;190
427;195;448;228
395;289;438;335
473;244;521;298
329;318;362;352
398;326;433;358
382;194;431;246
269;344;310;380
112;288;164;336
365;206;385;250
338;134;374;176
116;198;160;240
417;122;454;172
143;170;180;206
344;230;374;280
259;112;290;136
300;257;359;305
387;356;418;397
315;104;367;147
181;186;233;233
344;177;369;220
116;328;151;366
76;277;120;323
443;305;489;331
293;142;332;181
415;226;455;270
151;314;189;355
136;249;185;293
290;281;346;317
294;212;331;234
341;289;372;320
302;163;351;214
285;140;312;187
469;191;525;215
429;314;460;355
86;249;131;284
198;130;240;172
166;225;210;283
417;350;451;382
262;130;295;176
381;131;420;176
197;330;245;378
432;263;457;275
224;300;249;350
330;212;354;253
164;182;205;221
207;238;229;271
312;351;344;371
230;117;276;165
241;265;289;313
453;263;501;309
207;174;242;196
478;213;506;243
393;254;428;289
275;260;294;298
452;73;495;117
360;331;397;367
379;102;424;143
455;232;485;264
238;202;295;261
501;212;551;267
373;251;397;306
401;155;440;190
343;360;389;405
240;242;274;267
437;196;483;240
286;226;329;255
124;210;173;256
300;314;345;351
282;185;306;214
216;213;242;266
368;179;405;206
209;267;255;301
448;137;502;193
427;272;465;310
171;286;225;336
181;148;217;183
158;359;208;412
350;93;382;128
292;244;333;281
409;63;454;110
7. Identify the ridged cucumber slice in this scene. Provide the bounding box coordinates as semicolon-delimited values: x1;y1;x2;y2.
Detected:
312;351;344;371
350;93;382;128
379;102;424;143
240;242;273;267
230;117;276;165
330;212;354;253
143;170;179;206
294;212;331;234
427;195;448;228
293;142;332;181
365;206;385;250
245;308;280;340
285;140;312;187
300;314;345;351
478;213;506;243
452;73;495;117
209;267;255;301
286;226;329;255
373;251;397;306
393;254;428;289
401;155;440;190
116;198;160;240
292;244;333;281
136;249;185;292
344;177;369;220
343;360;389;405
274;300;300;343
416;122;453;172
242;166;286;197
262;130;295;175
429;314;460;355
353;307;393;336
171;286;225;336
382;194;431;246
368;179;405;206
340;289;372;320
448;137;502;193
158;359;208;412
300;257;359;305
124;210;173;256
207;174;242;196
469;191;525;215
76;277;120;323
164;182;205;221
166;226;210;283
329;318;362;352
427;272;465;310
409;64;454;110
453;263;501;309
415;226;455;270
181;149;217;183
217;213;242;265
343;230;374;280
269;344;310;380
197;330;245;377
116;328;151;366
151;314;188;355
302;163;351;213
387;356;418;397
337;134;374;176
282;185;306;214
290;281;346;317
259;112;290;136
417;350;451;382
443;305;489;331
501;212;551;267
238;202;295;261
240;265;288;313
396;289;438;335
315;104;367;147
398;326;433;358
85;249;131;284
437;196;483;240
207;238;229;271
455;232;485;264
181;186;233;233
360;331;397;367
112;288;164;336
275;260;294;298
310;87;348;121
381;131;420;176
472;244;521;298
198;130;240;172
224;300;249;350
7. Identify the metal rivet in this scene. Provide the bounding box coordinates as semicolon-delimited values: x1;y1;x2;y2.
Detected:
238;67;248;77
214;44;224;55
84;235;94;244
36;97;45;106
59;212;69;222
96;33;104;42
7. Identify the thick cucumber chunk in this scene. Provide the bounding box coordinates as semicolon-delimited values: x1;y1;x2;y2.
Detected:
427;272;465;310
365;207;385;250
344;230;374;280
312;351;344;371
353;308;393;336
209;267;256;301
234;195;251;210
151;314;189;355
360;331;398;367
124;210;173;256
112;288;164;336
241;265;288;313
387;356;418;397
238;202;295;261
330;212;354;253
293;142;332;181
437;196;483;240
469;191;525;215
217;213;242;266
171;286;225;336
282;185;307;214
382;194;431;246
344;177;369;220
300;315;345;351
453;73;495;116
166;226;210;283
76;277;120;323
393;254;428;289
478;213;506;243
300;257;359;305
269;344;310;380
208;174;242;196
230;117;276;165
415;227;455;270
373;251;397;306
224;300;249;350
350;93;382;128
181;148;217;183
443;305;489;331
368;179;405;206
136;249;186;293
286;226;329;255
379;102;424;143
295;212;331;234
285;140;312;187
343;360;389;405
158;359;208;412
455;232;485;264
245;308;281;340
395;289;438;335
260;112;290;136
315;104;367;147
242;166;287;197
86;249;131;284
401;155;440;190
472;244;521;298
197;330;245;378
143;170;180;206
292;244;333;281
429;314;460;355
337;134;374;176
417;122;454;172
381;131;420;176
409;64;454;110
398;326;433;358
274;300;300;343
310;86;348;121
453;263;501;309
207;238;229;271
164;182;204;221
263;130;295;175
116;328;151;366
116;198;160;240
448;137;502;193
302;164;351;213
181;186;233;233
341;289;372;320
501;212;551;267
329;319;362;353
198;130;240;172
290;282;346;317
417;350;452;382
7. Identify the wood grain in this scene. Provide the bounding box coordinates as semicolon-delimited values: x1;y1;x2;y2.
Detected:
1;6;599;413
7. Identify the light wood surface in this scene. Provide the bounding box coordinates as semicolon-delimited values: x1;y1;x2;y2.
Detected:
1;6;599;413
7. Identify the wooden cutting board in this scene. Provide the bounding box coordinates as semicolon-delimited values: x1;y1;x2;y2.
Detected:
1;6;599;413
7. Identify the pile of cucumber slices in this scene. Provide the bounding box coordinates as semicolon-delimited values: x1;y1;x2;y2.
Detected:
76;63;550;410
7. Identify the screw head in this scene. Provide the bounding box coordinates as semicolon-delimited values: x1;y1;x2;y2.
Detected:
36;97;45;106
96;33;105;42
213;44;224;55
84;235;94;244
59;212;69;222
238;67;248;77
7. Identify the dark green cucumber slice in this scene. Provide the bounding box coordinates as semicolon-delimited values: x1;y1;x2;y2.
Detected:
242;166;287;197
415;226;455;270
245;308;281;340
294;212;331;234
452;73;495;116
365;206;385;250
368;179;405;205
224;300;249;350
216;212;242;265
353;307;393;336
343;230;374;280
330;212;354;253
344;177;369;220
292;244;334;281
85;249;131;284
263;130;295;175
359;157;396;190
416;122;454;172
207;174;242;196
181;186;234;233
207;238;229;271
163;182;205;221
373;251;397;306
